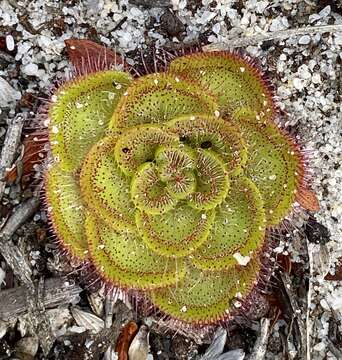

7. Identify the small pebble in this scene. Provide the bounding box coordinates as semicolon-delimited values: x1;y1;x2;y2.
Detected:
312;73;321;84
298;35;311;45
292;77;305;91
5;34;15;51
297;64;311;80
318;5;331;18
22;63;39;76
269;16;289;32
160;9;185;37
0;77;21;106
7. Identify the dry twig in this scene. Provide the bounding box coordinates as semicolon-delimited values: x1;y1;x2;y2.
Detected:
306;238;315;360
0;196;39;239
0;197;39;285
26;278;55;354
327;339;342;359
0;114;24;200
203;24;342;50
249;318;271;360
0;277;82;321
279;272;307;358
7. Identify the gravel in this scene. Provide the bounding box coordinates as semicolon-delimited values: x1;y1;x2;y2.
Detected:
0;0;341;359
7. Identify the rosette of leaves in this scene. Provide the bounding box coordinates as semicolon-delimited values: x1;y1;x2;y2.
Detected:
45;51;313;325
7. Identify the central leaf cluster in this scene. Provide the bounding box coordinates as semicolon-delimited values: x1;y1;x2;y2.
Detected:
118;118;234;214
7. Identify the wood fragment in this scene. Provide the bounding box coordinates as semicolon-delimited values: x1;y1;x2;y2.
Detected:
15;336;39;358
199;327;245;360
200;328;227;360
5;132;48;185
55;301;132;360
87;291;104;318
279;272;307;358
26;278;55;354
306;239;314;360
128;0;170;7
103;293;123;360
0;239;32;285
0;114;24;200
0;277;82;321
327;339;342;360
202;24;342;51
279;330;290;359
71;307;104;333
0;196;39;239
0;77;21;106
250;318;271;360
0;197;40;285
104;292;115;328
128;325;149;360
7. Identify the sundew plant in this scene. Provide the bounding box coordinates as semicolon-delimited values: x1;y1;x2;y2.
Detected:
44;50;316;325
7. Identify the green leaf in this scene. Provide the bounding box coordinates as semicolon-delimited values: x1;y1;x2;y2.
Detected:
188;149;229;210
233;113;302;225
192;177;265;271
167;114;247;176
155;144;196;200
136;204;214;257
49;70;132;171
45;164;88;259
131;162;176;215
150;260;259;324
80;135;136;232
109;72;219;130
86;213;185;290
169;51;274;118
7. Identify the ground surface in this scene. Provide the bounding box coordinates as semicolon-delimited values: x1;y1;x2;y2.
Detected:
0;0;341;359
